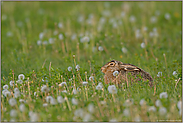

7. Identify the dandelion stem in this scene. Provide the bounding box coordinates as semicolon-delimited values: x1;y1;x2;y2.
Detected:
174;78;181;91
65;96;71;111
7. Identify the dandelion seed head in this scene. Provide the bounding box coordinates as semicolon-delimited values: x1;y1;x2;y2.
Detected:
68;66;72;71
121;47;128;53
7;31;13;37
18;74;25;80
9;81;15;86
49;38;54;44
57;96;65;103
83;113;91;122
39;32;44;39
2;89;11;97
157;72;162;77
58;22;63;28
37;40;42;45
113;71;119;77
139;99;146;106
9;98;17;106
123;98;134;107
177;101;182;110
59;82;67;87
165;13;170;20
129;15;136;23
74;108;84;117
155;99;162;107
80;36;90;43
72;98;78;105
43;103;48;107
160;92;168;99
173;71;177;76
41;85;50;93
123;108;130;116
98;46;104;51
73;88;78;94
141;42;146;48
10;109;17;117
30;112;39;122
58;33;64;40
89;76;94;81
19;104;26;112
45;96;53;103
82;81;88;86
148;106;156;112
108;85;117;94
75;65;80;71
62;90;67;93
150;16;157;23
14;92;21;98
159;107;167;115
50;98;57;105
88;103;94;113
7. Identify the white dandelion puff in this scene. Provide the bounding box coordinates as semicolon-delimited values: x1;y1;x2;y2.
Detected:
59;82;67;87
139;99;146;106
155;99;162;107
82;81;88;86
9;98;17;106
157;72;162;77
30;112;39;122
41;85;50;93
16;79;23;84
89;76;94;81
141;42;146;48
129;15;136;23
37;40;42;45
58;33;64;40
75;65;80;71
177;101;182;110
57;96;65;103
19;104;26;112
159;92;168;99
74;108;84;117
96;84;103;90
43;103;48;107
62;90;67;93
83;113;91;122
14;91;21;98
80;36;90;43
150;16;157;23
2;89;11;97
58;22;63;28
72;98;78;105
123;98;134;107
148;106;156;112
108;85;117;94
49;38;54;44
113;71;119;77
98;46;104;51
18;74;25;80
121;47;128;53
45;96;53;103
39;32;44;40
6;31;13;37
88;103;94;113
165;13;170;20
3;85;9;90
50;98;57;105
10;109;18;117
73;88;78;94
10;81;15;86
159;107;167;115
173;71;177;76
123;108;130;116
68;66;72;71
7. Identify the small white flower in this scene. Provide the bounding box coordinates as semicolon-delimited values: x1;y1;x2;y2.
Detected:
80;36;90;43
43;103;48;107
150;16;157;23
57;96;65;103
98;46;104;51
9;98;17;106
159;92;168;99
82;81;88;86
89;76;94;81
59;82;67;87
123;98;134;107
129;15;136;23
19;99;25;103
113;71;119;77
88;103;94;113
177;101;182;110
141;42;145;48
10;109;17;117
121;47;128;53
39;32;44;39
30;112;39;122
173;71;177;76
16;79;23;84
148;106;156;112
19;104;26;112
41;85;50;93
58;33;64;40
143;27;148;31
72;98;78;105
10;81;15;86
73;88;78;94
75;65;80;71
108;85;117;94
68;66;72;71
139;99;146;106
157;72;162;77
58;22;63;28
123;108;130;116
18;74;25;80
155;99;162;107
3;85;9;90
165;13;170;20
159;107;167;115
2;89;11;97
49;38;54;44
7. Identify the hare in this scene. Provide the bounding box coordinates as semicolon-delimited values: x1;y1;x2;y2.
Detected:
101;60;153;87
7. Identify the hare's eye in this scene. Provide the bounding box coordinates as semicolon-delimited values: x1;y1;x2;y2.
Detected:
110;63;115;66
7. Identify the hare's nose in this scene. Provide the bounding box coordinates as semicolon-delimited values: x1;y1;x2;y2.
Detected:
101;67;105;73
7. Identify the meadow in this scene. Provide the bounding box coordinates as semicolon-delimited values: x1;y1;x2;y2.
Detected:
1;1;182;122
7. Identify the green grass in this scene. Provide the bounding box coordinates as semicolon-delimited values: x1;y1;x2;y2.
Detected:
1;1;182;122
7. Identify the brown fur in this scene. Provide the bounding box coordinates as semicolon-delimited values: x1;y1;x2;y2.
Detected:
101;60;153;87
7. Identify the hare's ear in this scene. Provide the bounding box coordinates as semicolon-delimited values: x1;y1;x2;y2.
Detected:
120;64;140;72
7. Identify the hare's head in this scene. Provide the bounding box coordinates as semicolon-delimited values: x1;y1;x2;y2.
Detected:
101;60;123;74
